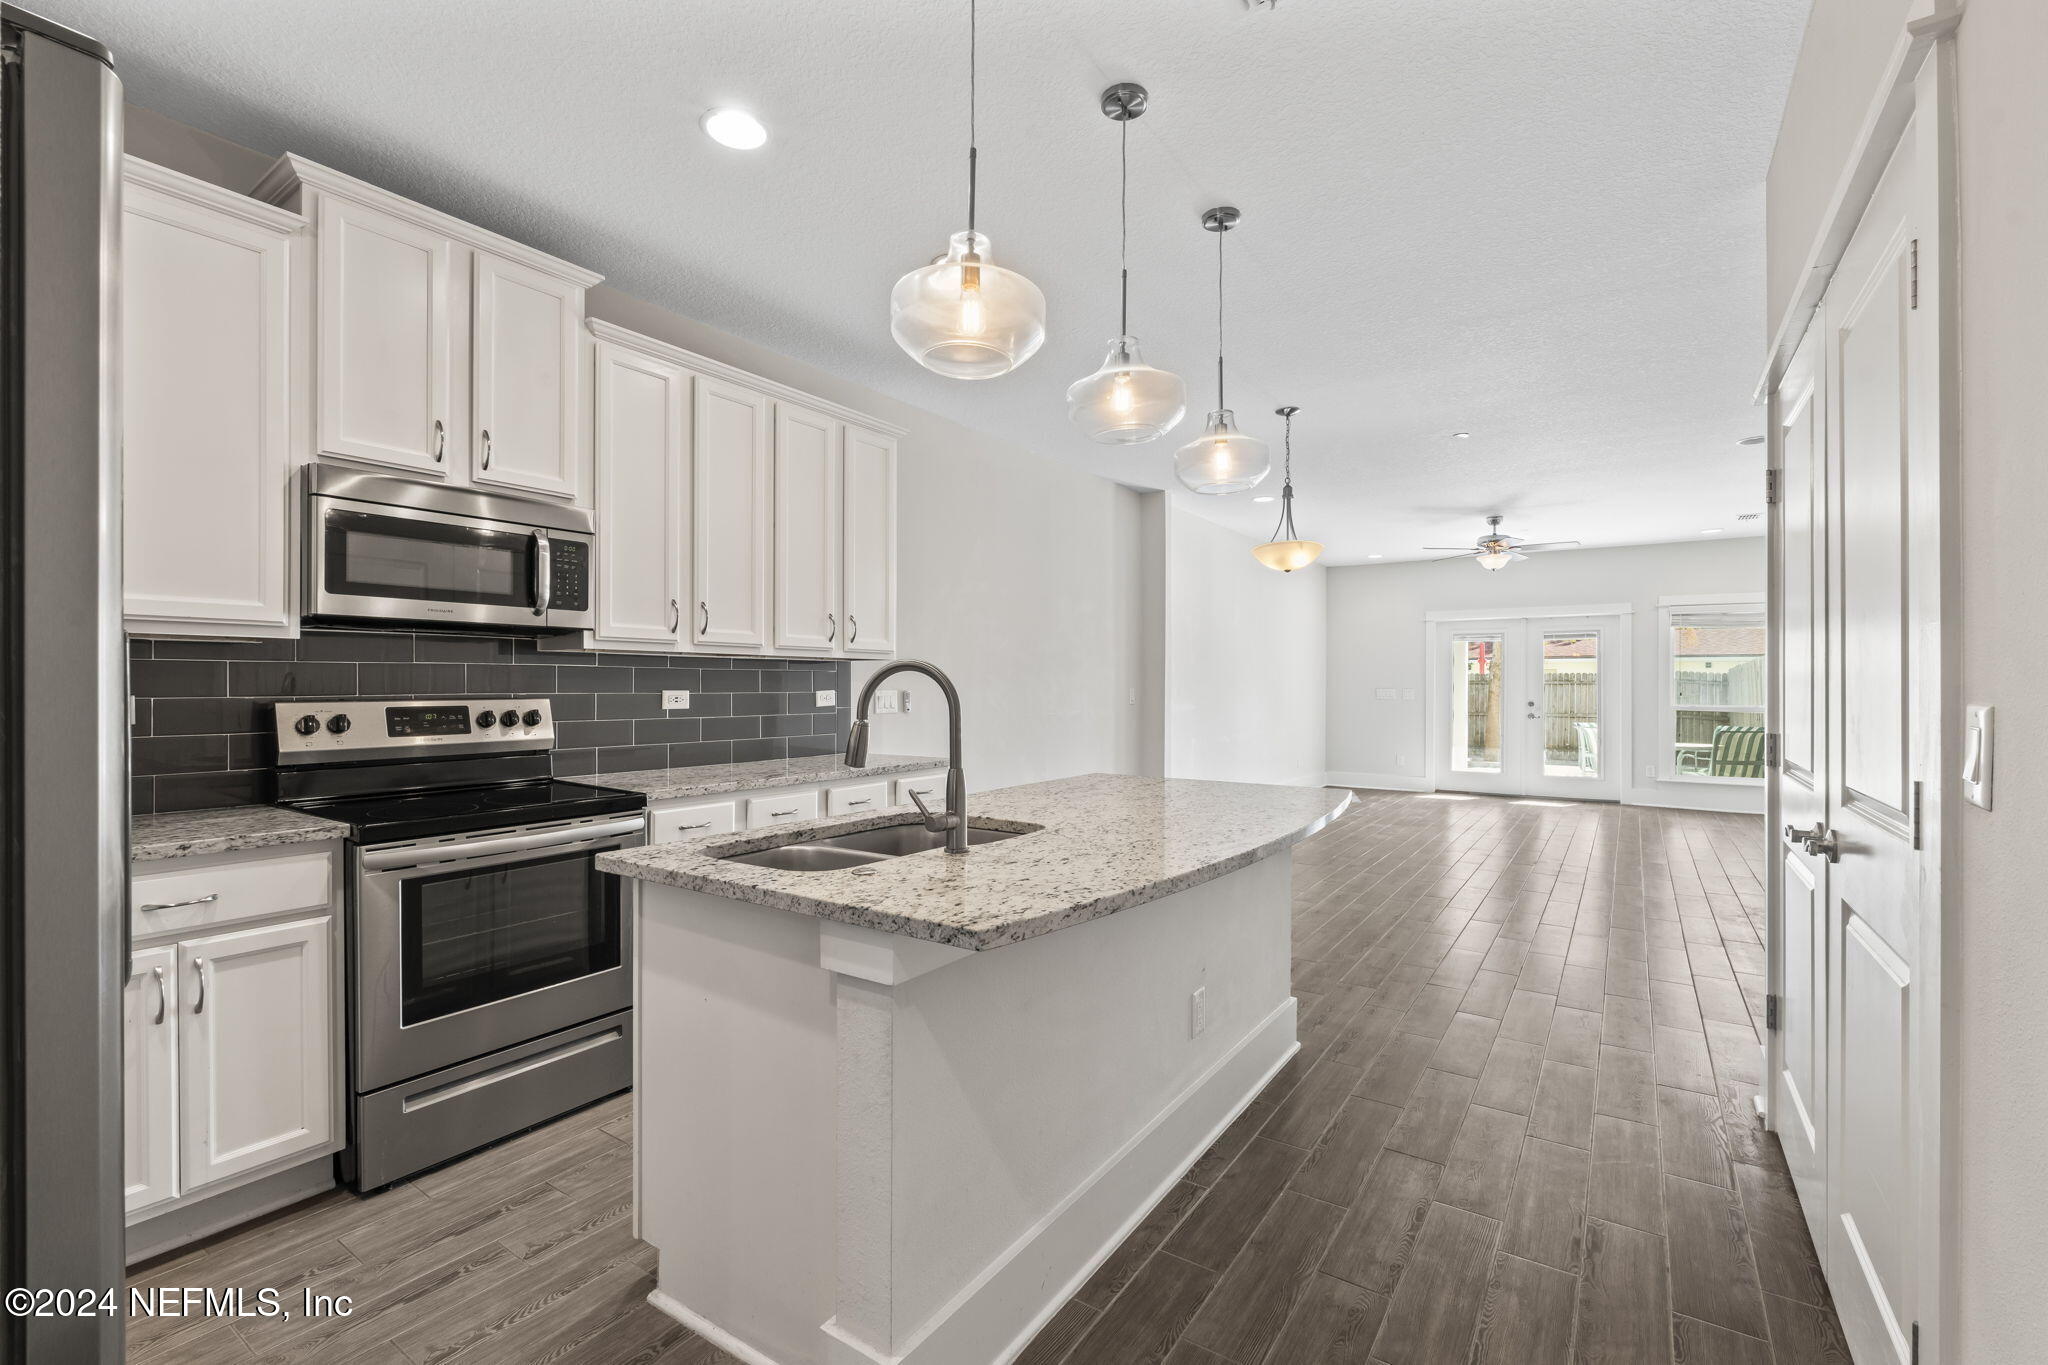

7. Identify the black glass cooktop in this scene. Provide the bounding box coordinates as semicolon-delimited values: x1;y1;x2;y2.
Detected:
284;779;645;845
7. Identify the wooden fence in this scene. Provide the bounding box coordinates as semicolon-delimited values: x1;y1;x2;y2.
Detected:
1464;675;1599;763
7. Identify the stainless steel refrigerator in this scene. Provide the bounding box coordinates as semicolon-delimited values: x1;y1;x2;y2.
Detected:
0;6;125;1362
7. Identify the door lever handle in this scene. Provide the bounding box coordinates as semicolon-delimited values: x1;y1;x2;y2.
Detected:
1807;828;1841;863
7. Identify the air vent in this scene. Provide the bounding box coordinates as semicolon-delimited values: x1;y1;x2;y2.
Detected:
1737;512;1762;522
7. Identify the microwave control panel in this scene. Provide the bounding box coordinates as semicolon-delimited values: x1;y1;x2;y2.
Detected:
549;540;589;612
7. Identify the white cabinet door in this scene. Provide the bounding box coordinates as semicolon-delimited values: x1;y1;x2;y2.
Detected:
841;425;898;656
122;165;296;634
123;946;180;1215
692;376;771;650
179;916;335;1192
773;402;840;653
472;252;582;498
592;340;689;649
316;195;455;474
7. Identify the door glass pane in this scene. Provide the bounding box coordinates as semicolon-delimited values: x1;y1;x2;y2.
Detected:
1453;635;1503;772
1542;633;1600;777
401;850;621;1025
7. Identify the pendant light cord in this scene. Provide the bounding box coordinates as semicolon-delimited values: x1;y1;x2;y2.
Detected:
1271;411;1297;541
1215;224;1226;410
966;0;978;238
1119;115;1129;336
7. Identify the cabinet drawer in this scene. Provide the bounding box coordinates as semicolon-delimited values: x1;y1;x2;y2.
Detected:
746;791;820;830
651;801;738;842
893;772;946;809
131;848;334;940
827;781;890;816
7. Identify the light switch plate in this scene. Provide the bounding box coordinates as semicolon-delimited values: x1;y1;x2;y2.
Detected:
661;690;690;710
873;689;900;714
1962;703;1993;809
816;690;837;707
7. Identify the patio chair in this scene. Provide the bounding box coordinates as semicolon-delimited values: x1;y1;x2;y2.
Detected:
1574;721;1598;775
1706;724;1767;778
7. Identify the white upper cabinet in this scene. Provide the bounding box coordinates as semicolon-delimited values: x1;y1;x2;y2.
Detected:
693;376;772;651
472;252;583;497
773;402;841;653
841;426;899;657
313;194;454;475
121;159;300;636
254;155;600;502
591;332;690;650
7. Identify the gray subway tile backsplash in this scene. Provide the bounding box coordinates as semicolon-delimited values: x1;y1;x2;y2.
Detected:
128;629;852;814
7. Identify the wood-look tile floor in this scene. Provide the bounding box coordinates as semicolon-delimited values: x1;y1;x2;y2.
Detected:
128;790;1847;1365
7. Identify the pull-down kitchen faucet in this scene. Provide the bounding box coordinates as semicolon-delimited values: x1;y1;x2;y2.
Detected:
845;660;967;854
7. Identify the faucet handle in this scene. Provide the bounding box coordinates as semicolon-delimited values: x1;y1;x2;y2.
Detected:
908;788;957;832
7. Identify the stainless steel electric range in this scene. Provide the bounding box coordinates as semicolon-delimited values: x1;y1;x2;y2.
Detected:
273;697;646;1191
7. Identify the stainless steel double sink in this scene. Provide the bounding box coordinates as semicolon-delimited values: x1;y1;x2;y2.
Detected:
721;822;1028;872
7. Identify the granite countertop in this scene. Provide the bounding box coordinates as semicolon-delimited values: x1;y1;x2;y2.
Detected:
598;773;1351;951
594;753;943;803
132;805;350;863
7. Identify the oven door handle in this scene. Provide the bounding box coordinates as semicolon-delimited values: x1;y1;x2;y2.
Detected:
360;815;647;871
532;527;552;617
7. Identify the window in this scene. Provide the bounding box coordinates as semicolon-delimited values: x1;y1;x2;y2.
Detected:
1665;605;1765;782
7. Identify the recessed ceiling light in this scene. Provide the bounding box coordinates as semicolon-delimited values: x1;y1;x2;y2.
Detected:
1367;554;1383;559
1252;495;1275;503
1450;431;1471;439
1701;528;1724;534
701;108;768;150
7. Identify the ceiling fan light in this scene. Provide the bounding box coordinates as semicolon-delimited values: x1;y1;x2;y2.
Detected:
1252;539;1324;572
890;231;1046;379
1174;409;1270;495
1476;549;1513;571
1067;336;1187;443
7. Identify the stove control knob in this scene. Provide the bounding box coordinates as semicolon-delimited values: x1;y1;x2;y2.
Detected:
326;714;352;735
475;710;496;727
500;709;521;729
521;709;543;728
292;714;321;736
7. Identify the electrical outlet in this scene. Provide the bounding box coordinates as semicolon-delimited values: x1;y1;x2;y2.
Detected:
1646;763;1657;778
1397;754;1408;769
873;689;900;714
1128;687;1138;706
1189;986;1208;1039
661;690;690;710
816;689;836;707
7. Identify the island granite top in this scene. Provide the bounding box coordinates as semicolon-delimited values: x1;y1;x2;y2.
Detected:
132;805;350;863
592;753;942;803
597;773;1351;951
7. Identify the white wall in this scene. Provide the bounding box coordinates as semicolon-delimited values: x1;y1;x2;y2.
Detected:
1952;0;2048;1352
1324;538;1766;811
1162;507;1327;787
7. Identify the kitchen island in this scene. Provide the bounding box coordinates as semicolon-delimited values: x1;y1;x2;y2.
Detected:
598;773;1350;1365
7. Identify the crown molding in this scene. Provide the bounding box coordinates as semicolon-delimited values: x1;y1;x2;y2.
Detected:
586;318;908;440
123;155;305;233
251;153;603;289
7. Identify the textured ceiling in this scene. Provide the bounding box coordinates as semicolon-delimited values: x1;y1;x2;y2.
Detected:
48;0;1806;563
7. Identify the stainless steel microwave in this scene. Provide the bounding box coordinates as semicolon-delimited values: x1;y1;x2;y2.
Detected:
304;466;595;632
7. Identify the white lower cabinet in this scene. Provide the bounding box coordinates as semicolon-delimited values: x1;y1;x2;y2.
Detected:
125;849;343;1224
894;772;946;809
827;781;890;816
123;947;180;1216
651;800;738;842
746;790;822;830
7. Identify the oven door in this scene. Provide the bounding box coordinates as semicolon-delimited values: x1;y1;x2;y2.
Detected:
308;494;593;631
354;814;644;1092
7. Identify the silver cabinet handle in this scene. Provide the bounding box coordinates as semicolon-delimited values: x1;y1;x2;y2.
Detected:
140;892;217;912
532;527;552;617
151;966;167;1026
769;808;797;818
677;821;711;832
827;613;837;643
849;615;858;644
481;428;493;470
191;957;206;1015
670;599;681;634
433;418;446;463
699;601;710;635
846;798;872;807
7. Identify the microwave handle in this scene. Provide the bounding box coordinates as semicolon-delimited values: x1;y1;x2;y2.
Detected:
532;528;552;617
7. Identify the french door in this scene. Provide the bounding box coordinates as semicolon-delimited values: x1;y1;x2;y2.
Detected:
1768;58;1947;1365
1433;614;1624;801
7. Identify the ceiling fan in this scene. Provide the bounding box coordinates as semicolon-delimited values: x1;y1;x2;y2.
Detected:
1425;514;1581;572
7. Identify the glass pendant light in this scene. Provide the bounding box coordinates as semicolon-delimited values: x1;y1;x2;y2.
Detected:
889;0;1046;380
1066;83;1186;443
1252;406;1324;572
1175;207;1270;494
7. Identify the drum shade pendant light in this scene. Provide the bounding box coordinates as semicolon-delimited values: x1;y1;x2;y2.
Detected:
1066;83;1186;443
889;0;1046;380
1252;406;1323;572
1175;207;1270;494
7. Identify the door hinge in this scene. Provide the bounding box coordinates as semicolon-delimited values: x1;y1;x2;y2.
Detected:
1911;779;1924;851
1766;994;1780;1032
1765;732;1780;770
1764;468;1780;505
1910;239;1920;310
1911;1320;1920;1365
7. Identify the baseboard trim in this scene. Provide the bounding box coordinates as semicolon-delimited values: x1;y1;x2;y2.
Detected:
1623;785;1767;815
1324;770;1433;793
647;1289;784;1365
125;1155;336;1265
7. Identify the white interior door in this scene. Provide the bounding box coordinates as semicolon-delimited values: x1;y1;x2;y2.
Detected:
1434;614;1624;801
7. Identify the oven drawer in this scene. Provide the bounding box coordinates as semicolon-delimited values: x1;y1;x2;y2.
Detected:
827;781;890;816
651;800;738;842
352;1010;631;1192
132;847;335;941
746;791;820;829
